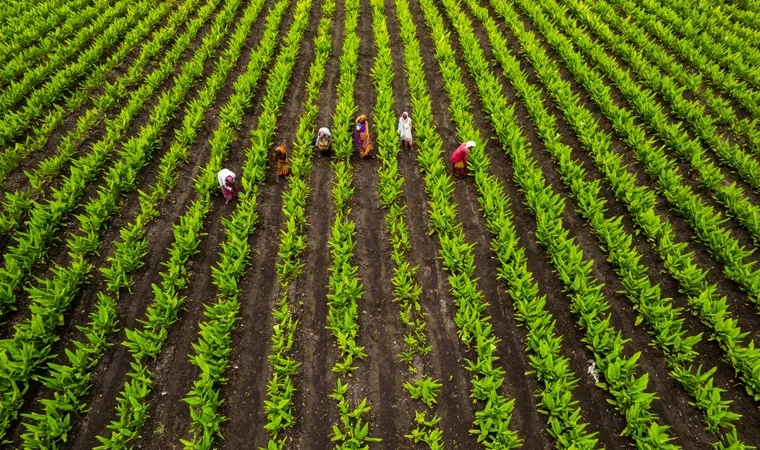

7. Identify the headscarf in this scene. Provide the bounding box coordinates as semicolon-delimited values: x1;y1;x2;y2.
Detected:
274;145;287;160
465;140;476;148
356;114;368;123
218;168;236;188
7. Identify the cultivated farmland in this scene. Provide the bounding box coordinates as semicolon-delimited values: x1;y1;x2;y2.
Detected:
0;0;759;448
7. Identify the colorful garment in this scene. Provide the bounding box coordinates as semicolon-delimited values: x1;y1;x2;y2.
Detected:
316;127;333;156
397;112;412;146
217;168;236;200
274;145;290;177
354;114;374;159
450;141;475;178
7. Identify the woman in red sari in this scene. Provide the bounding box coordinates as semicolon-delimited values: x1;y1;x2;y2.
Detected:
451;141;475;179
353;114;374;159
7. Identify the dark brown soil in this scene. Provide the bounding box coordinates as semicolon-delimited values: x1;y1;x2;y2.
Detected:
1;0;760;448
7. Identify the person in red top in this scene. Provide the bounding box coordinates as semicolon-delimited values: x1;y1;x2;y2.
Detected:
451;141;475;179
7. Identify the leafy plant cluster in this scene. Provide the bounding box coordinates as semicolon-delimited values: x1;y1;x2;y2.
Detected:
0;0;198;237
0;0;108;96
554;0;760;247
578;0;760;154
0;0;89;73
660;0;760;86
0;0;203;191
261;0;336;447
0;0;230;317
92;0;284;446
504;0;760;419
181;0;320;447
434;0;682;447
369;0;441;447
15;0;252;446
718;2;760;39
535;0;760;312
604;0;760;119
0;0;248;442
323;0;380;447
396;0;523;447
640;0;760;92
472;0;750;445
0;0;152;147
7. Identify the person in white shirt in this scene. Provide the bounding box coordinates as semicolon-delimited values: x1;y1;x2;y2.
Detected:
397;111;412;150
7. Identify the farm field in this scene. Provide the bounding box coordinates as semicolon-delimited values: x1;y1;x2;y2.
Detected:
1;0;760;447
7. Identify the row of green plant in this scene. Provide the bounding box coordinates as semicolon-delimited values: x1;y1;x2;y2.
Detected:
0;0;209;315
0;0;106;91
603;0;760;119
567;0;760;217
0;0;198;237
0;0;53;37
434;0;683;446
0;0;154;148
562;0;760;203
14;0;249;447
0;0;204;190
369;0;442;447
661;0;760;76
0;0;131;116
560;0;760;243
396;0;525;446
0;0;87;69
571;0;760;154
640;0;760;92
0;0;249;443
504;0;760;408
260;0;335;446
470;0;749;444
323;0;380;447
537;0;760;313
181;0;319;446
92;1;288;447
719;2;760;39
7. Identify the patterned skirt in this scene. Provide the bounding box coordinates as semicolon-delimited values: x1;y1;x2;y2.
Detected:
453;160;467;178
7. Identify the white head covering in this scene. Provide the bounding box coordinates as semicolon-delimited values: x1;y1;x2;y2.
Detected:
217;168;235;188
465;141;476;148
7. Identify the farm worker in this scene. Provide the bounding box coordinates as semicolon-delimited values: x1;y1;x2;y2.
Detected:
397;111;412;150
353;114;375;159
217;168;237;203
451;141;475;179
315;127;333;157
273;145;290;179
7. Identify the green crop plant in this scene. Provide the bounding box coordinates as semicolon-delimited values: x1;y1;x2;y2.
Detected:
431;0;685;446
548;0;760;251
16;0;255;446
0;0;205;192
0;0;251;440
262;0;335;446
369;0;442;445
0;0;152;146
321;0;380;446
394;0;530;447
604;0;760;119
180;0;319;446
467;0;749;443
497;0;760;406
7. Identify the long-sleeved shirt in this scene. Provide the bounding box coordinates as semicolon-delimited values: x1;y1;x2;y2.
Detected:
450;143;470;163
397;116;412;140
315;127;332;146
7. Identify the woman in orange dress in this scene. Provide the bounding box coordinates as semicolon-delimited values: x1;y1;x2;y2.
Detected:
273;145;290;178
353;114;374;159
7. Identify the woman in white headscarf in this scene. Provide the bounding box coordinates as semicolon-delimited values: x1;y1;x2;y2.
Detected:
397;111;412;150
217;168;237;203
